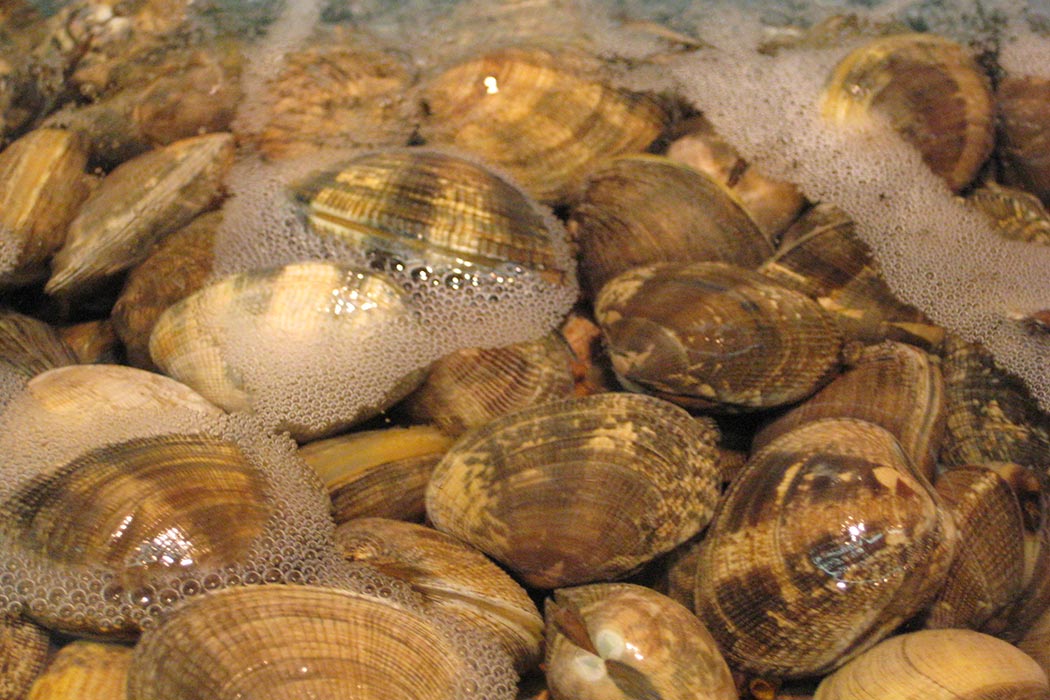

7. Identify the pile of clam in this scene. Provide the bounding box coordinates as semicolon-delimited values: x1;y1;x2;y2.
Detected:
3;0;1050;698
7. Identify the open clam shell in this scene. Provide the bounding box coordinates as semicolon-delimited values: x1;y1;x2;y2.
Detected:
127;583;517;700
426;392;722;589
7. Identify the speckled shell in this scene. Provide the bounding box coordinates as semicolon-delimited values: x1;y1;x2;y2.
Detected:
814;629;1049;700
753;341;945;480
126;584;516;700
419;45;667;203
426;393;722;589
925;464;1024;630
46;133;234;297
569;154;774;299
595;261;842;412
759;203;944;350
0;433;272;637
111;210;219;371
334;517;543;674
0;310;79;381
403;332;576;437
294;148;569;285
821;33;994;192
695;418;957;678
299;425;453;524
25;640;132;700
968;182;1050;246
997;74;1050;206
544;583;736;700
0;613;50;700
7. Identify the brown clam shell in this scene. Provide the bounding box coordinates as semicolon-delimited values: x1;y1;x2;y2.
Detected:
58;319;122;365
997;74;1050;206
595;261;842;412
820;32;994;192
0;310;79;381
968;182;1050;246
0;613;50;700
334;517;543;674
426;392;722;589
544;583;736;700
569;154;774;299
419;44;667;204
695;418;956;678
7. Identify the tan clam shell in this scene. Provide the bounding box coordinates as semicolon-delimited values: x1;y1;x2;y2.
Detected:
695;418;957;678
569;154;774;299
814;629;1049;700
0;128;93;287
0;613;50;700
299;425;453;523
126;583;516;700
997;74;1050;206
753;341;945;480
334;517;543;674
46;132;234;297
149;261;423;440
0;309;79;381
403;332;576;437
820;33;994;193
544;583;736;700
426;392;722;588
25;640;132;700
595;261;842;412
420;44;667;204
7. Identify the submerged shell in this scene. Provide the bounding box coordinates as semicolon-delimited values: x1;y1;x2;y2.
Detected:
968;182;1050;246
420;45;667;203
334;517;543;674
821;32;994;192
997;74;1050;206
25;640;133;700
0;613;50;700
126;584;516;700
595;261;842;411
695;418;956;678
58;319;121;365
0;310;79;380
426;393;722;588
544;583;736;700
814;629;1049;700
569;154;774;298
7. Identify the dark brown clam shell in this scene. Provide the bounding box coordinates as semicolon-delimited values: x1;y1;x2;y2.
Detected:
997;74;1050;206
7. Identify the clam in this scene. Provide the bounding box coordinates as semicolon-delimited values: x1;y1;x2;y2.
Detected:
695;418;957;678
0;613;50;700
753;341;945;480
426;392;722;588
568;154;774;299
595;261;842;412
403;332;576;437
126;583;517;700
968;181;1050;246
820;32;995;192
419;44;667;204
0;128;93;287
334;517;543;674
997;73;1050;205
0;310;79;381
299;425;453;523
814;628;1049;700
544;583;736;700
45;132;234;298
149;260;425;441
25;640;132;700
58;318;121;365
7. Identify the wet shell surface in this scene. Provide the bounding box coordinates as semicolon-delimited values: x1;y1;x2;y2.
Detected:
420;44;667;203
820;33;994;192
595;261;842;411
0;613;50;700
814;628;1050;700
149;260;423;440
997;74;1050;206
569;153;773;299
695;418;957;678
0;310;79;381
126;583;517;700
426;392;722;588
544;583;736;700
968;182;1050;246
334;517;543;674
25;640;133;700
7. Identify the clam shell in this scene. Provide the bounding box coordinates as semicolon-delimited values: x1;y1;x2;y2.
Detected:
814;629;1049;700
46;132;234;297
420;44;667;204
595;261;842;411
0;613;50;700
403;332;576;437
0;310;79;381
569;154;774;299
820;33;994;192
149;261;423;440
426;392;722;588
334;517;543;674
25;640;132;700
544;583;736;700
695;418;957;678
126;584;516;700
997;74;1050;206
968;182;1050;246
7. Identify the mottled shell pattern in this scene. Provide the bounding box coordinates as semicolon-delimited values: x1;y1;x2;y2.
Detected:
426;392;722;589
